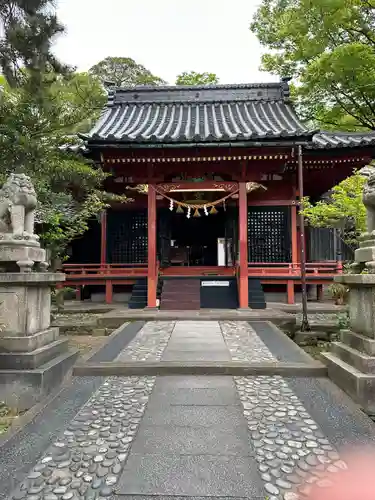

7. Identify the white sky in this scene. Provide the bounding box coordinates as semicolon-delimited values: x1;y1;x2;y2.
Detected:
53;0;276;85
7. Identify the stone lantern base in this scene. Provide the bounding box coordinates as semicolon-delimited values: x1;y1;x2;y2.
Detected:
0;273;78;410
322;274;375;414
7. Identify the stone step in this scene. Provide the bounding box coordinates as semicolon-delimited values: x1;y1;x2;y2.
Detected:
321;351;375;414
331;341;375;374
0;327;59;353
0;348;79;411
0;338;69;370
341;329;375;356
160;302;200;310
162;293;200;299
162;287;199;291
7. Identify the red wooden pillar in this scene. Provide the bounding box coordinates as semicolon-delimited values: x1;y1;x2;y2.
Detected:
105;281;113;304
291;204;298;265
100;210;112;304
100;210;107;265
238;182;249;308
288;204;298;304
147;184;157;308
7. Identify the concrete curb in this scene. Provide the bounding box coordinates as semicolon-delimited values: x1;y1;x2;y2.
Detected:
73;360;327;377
97;311;296;329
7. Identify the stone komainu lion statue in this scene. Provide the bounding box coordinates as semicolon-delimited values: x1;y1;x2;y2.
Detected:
0;173;38;240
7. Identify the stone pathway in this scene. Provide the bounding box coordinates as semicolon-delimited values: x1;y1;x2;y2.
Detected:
4;320;375;500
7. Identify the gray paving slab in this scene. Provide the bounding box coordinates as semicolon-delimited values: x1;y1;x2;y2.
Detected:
155;375;235;389
250;320;313;363
148;386;241;406
162;350;231;361
162;320;231;363
116;453;265;498
131;424;252;456
141;404;247;428
166;341;227;349
287;376;375;448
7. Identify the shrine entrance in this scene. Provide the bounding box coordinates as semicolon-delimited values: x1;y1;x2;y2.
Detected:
169;209;228;267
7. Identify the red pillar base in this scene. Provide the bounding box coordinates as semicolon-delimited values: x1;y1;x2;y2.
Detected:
317;284;323;302
287;281;295;304
105;281;113;304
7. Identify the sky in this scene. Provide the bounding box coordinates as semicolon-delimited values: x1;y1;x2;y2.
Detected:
53;0;276;85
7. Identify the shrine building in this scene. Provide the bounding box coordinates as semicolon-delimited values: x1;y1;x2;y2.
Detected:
64;81;375;309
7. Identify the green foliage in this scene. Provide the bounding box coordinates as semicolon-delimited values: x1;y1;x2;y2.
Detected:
328;283;349;304
0;0;70;91
251;0;375;130
48;73;106;133
0;83;115;259
0;3;127;261
337;310;350;329
301;171;367;248
89;57;166;87
175;71;220;86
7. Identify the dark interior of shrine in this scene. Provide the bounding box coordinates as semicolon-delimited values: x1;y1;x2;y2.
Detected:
169;209;227;266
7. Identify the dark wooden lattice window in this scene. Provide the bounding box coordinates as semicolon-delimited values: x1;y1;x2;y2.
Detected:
107;209;148;264
248;207;291;263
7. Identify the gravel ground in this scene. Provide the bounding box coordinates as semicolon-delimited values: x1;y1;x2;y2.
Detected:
295;313;340;325
68;336;107;361
52;313;101;326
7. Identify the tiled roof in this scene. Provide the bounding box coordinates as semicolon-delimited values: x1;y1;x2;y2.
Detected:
311;131;375;149
84;83;314;144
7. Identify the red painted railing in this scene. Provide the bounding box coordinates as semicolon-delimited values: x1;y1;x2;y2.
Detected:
62;261;342;280
61;261;342;304
63;263;148;277
247;261;342;277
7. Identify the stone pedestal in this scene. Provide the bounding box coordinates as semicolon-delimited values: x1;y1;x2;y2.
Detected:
0;173;79;409
322;274;375;414
0;273;78;410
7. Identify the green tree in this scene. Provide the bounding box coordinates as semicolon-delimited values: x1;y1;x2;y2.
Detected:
251;0;375;130
49;72;106;133
301;171;367;249
0;5;124;261
90;57;165;87
0;83;114;260
176;71;219;86
0;0;70;91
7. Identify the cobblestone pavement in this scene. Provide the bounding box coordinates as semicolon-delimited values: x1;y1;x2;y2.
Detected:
5;320;375;500
10;376;155;500
221;320;275;362
116;321;175;361
236;376;342;499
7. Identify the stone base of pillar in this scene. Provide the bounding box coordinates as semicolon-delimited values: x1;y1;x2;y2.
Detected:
0;349;78;411
0;273;79;410
322;273;375;414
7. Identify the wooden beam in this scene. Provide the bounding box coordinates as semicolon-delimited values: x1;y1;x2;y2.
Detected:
156;181;239;193
248;200;296;206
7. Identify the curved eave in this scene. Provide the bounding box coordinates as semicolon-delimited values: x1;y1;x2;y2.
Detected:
83;134;316;150
310;131;375;150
